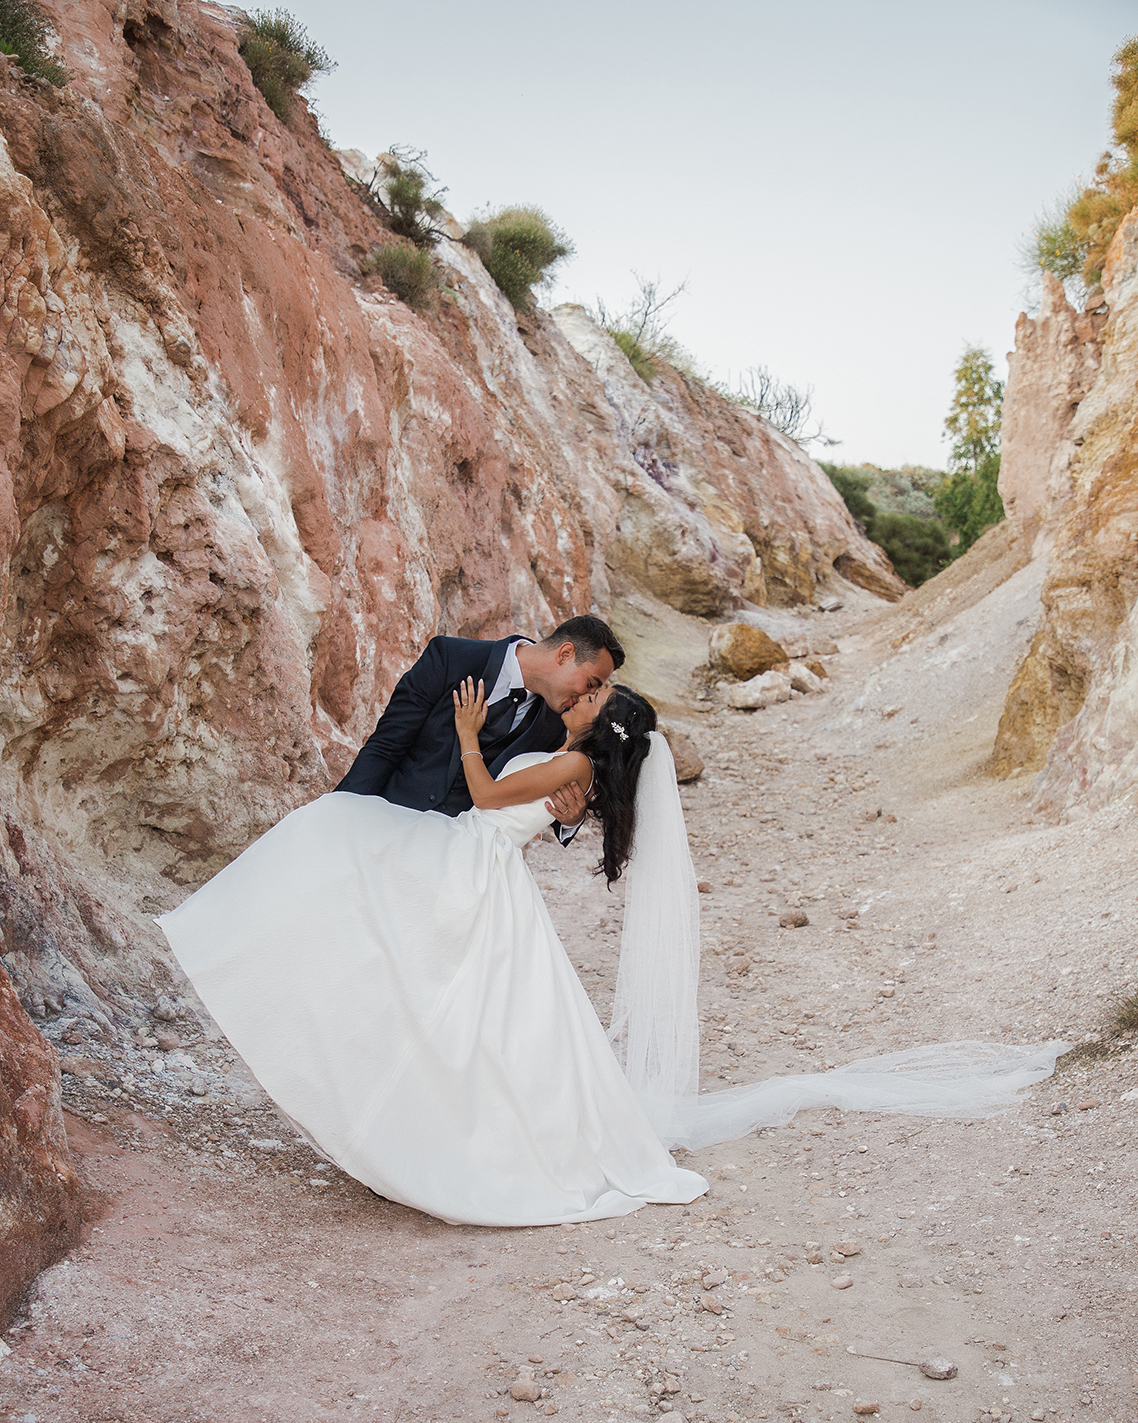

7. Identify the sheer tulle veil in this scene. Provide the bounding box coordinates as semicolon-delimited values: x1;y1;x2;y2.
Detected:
607;731;1068;1152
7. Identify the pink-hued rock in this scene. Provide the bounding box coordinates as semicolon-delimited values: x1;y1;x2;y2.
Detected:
994;212;1138;812
0;0;901;1029
0;959;81;1330
998;271;1103;555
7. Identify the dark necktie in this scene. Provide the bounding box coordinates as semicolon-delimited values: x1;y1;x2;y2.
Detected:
482;689;526;744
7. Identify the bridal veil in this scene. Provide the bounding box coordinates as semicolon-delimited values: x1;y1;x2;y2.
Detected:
608;731;1067;1152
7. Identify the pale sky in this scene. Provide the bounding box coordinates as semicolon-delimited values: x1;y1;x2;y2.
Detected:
281;0;1132;468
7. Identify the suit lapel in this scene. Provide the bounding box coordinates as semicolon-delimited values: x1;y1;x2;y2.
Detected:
445;635;531;790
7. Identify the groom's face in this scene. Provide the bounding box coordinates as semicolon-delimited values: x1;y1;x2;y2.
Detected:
543;643;615;712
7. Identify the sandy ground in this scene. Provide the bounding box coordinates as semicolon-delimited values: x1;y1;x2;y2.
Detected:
3;542;1137;1423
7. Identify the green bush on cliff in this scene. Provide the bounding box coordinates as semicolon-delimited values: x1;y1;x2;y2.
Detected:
463;207;573;310
379;149;448;248
239;8;335;123
1026;35;1138;289
0;0;66;86
361;242;437;313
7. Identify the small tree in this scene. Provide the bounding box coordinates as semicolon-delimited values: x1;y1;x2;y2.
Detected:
463;207;573;310
239;8;335;123
934;344;1005;551
0;0;66;85
722;366;837;448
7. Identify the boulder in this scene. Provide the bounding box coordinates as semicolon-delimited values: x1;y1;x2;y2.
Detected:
709;623;788;680
727;669;792;709
805;659;829;679
0;962;81;1330
661;724;704;782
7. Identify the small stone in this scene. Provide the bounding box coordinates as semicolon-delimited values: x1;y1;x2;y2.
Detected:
543;1407;559;1417
702;1270;727;1289
780;910;809;929
834;1239;860;1256
909;1401;922;1412
701;1295;724;1315
1077;1099;1099;1111
1031;1412;1045;1420
156;1032;180;1052
806;1252;824;1264
852;1403;880;1416
528;1354;544;1364
190;1077;208;1096
805;660;829;679
830;1275;853;1290
550;1283;579;1301
661;724;705;783
697;882;713;894
496;1410;509;1419
1050;1102;1068;1115
511;1377;543;1403
918;1358;958;1380
899;1275;922;1288
789;664;824;694
154;997;178;1022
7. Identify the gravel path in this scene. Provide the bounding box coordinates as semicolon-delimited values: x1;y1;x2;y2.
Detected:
3;560;1136;1423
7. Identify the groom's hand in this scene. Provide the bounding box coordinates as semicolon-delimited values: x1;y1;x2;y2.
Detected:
546;781;587;828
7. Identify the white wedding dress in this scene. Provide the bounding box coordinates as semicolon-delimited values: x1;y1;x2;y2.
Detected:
159;753;709;1226
161;739;1068;1228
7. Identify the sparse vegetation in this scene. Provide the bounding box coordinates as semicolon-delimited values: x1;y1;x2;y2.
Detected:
594;276;693;385
1061;988;1138;1067
719;365;836;448
463;207;573;310
821;464;953;587
361;241;437;312
376;149;448;248
239;8;335;123
0;0;66;86
1024;35;1138;290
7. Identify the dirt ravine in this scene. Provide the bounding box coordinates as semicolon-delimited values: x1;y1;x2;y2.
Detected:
2;565;1136;1423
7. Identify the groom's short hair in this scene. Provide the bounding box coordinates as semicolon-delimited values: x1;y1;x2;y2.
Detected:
542;615;625;671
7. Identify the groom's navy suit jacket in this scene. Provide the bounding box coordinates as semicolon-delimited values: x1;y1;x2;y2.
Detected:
335;635;568;815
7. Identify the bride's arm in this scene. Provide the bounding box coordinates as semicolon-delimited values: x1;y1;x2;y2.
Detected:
453;677;590;811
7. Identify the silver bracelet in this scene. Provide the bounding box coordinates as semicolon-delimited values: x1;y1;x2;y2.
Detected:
461;751;483;760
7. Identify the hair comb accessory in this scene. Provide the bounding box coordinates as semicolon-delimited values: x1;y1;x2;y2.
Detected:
611;721;629;741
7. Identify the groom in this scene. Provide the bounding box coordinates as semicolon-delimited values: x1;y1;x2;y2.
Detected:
336;615;625;833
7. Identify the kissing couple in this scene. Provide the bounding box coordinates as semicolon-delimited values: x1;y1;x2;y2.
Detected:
161;616;1066;1227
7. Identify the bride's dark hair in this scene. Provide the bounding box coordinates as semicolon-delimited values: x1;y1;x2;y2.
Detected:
569;685;658;886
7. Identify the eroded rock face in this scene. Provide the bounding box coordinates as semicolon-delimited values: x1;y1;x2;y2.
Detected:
0;960;81;1329
998;273;1104;555
994;213;1138;813
0;0;900;1022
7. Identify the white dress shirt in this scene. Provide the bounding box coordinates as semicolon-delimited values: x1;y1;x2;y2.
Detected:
487;639;536;730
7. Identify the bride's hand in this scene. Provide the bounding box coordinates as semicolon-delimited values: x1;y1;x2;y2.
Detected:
453;676;488;739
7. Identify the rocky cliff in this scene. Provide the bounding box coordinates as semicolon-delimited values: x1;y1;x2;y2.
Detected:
0;0;901;1025
995;215;1138;814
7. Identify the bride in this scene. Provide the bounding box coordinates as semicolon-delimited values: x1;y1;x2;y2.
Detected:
159;680;1066;1227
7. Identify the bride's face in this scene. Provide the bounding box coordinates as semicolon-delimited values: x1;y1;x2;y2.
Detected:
562;684;613;737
